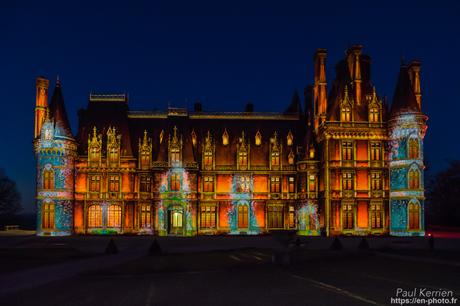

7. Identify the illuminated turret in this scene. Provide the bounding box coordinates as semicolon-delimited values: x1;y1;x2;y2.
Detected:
389;64;427;236
34;77;49;138
34;78;77;236
313;49;327;130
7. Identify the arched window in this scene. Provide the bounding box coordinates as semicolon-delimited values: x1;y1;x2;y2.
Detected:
341;105;351;122
408;139;419;159
42;202;55;229
408;169;420;189
107;205;122;228
43;169;54;190
88;205;102;228
408;202;420;230
369;107;379;123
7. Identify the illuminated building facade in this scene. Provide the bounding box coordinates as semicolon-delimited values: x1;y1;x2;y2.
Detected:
33;45;427;237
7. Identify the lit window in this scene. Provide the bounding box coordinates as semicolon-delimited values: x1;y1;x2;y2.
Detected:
370;204;382;228
255;131;262;146
204;150;213;168
371;173;381;190
308;175;316;192
42;202;55;229
200;205;216;228
171;173;181;191
408;169;420;189
237;205;248;228
287;131;294;146
109;175;120;192
369;107;379;123
343;204;354;229
270;177;281;193
107;205;122;227
89;147;100;166
408;202;420;230
89;175;101;192
203;176;214;192
342;141;353;161
267;205;283;228
271;151;280;167
341;105;351;122
408;139;419;159
238;151;248;168
140;204;151;228
140;151;150;168
88;205;102;227
289;206;295;228
108;147;118;165
288;177;295;193
43;169;54;190
342;173;353;190
170;148;180;165
222;129;229;146
370;142;381;161
140;175;151;193
288;151;295;165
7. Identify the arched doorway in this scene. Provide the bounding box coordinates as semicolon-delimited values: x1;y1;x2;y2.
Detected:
408;201;420;230
168;206;184;235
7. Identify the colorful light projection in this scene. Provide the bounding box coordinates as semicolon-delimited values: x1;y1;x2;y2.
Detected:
157;167;195;236
389;113;426;236
227;174;260;234
297;202;320;236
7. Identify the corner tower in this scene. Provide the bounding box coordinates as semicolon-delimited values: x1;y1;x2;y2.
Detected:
389;63;427;236
33;78;77;236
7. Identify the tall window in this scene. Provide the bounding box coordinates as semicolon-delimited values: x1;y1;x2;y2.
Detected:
200;205;216;228
140;175;151;193
89;175;101;192
408;169;420;189
341;105;351;122
369;107;379;123
171;173;181;191
288;176;295;193
343;204;354;229
288;206;295;228
270;177;281;193
88;205;102;227
370;142;381;161
140;204;151;228
267;205;283;228
308;175;316;192
271;151;280;167
342;173;353;190
140;151;150;168
171;147;180;165
237;205;248;228
108;147;118;165
371;173;381;190
42;202;55;229
238;151;248;168
370;204;382;228
171;210;183;228
109;175;120;192
204;150;213;168
107;205;122;227
342;141;353;161
408;202;420;230
409;139;419;159
203;176;214;192
89;147;100;166
43;169;54;190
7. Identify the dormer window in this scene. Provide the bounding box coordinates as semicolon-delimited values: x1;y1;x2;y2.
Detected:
222;129;229;146
341;105;351;122
255;131;262;146
287;131;294;146
88;127;102;167
271;151;280;167
139;130;152;169
169;126;182;167
237;131;248;170
288;150;295;165
238;151;248;168
203;131;213;170
369;107;379;123
107;127;121;167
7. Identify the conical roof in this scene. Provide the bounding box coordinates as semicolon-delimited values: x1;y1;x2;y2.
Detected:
390;65;420;116
49;79;73;138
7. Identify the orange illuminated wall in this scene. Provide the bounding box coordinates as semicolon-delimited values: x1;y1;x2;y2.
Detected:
356;170;368;190
75;173;87;193
253;175;268;193
219;201;230;227
331;141;340;160
74;202;83;228
253;201;265;227
216;175;232;193
357;201;368;228
122;173;130;193
356;141;368;160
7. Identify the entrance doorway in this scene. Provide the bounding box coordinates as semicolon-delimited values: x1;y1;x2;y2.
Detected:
168;208;183;235
237;205;249;229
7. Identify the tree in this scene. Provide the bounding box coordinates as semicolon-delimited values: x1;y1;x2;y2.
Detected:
0;169;22;218
426;161;460;226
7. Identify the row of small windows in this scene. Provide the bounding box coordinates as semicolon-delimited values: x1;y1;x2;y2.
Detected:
340;105;381;123
341;171;420;190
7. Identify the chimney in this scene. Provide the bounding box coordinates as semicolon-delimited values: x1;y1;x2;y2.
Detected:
408;60;422;109
313;48;327;130
35;76;49;138
351;45;362;105
245;102;254;113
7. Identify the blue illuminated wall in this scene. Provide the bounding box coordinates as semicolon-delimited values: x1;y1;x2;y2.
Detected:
389;113;427;236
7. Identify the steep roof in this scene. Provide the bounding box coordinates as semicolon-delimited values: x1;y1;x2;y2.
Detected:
390;65;420;116
49;80;73;138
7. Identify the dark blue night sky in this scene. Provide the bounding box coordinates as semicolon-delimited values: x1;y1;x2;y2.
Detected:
1;0;459;212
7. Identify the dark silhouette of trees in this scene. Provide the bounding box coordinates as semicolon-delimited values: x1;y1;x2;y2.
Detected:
0;169;22;218
426;161;460;226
